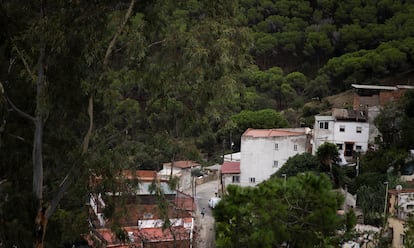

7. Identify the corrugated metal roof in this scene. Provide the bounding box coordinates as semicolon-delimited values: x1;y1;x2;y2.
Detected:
397;85;414;89
351;84;396;90
163;160;201;169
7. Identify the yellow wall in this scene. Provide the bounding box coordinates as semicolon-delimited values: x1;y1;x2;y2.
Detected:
388;217;405;248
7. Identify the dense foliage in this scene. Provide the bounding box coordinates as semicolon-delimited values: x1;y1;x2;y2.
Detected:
214;173;344;247
1;0;414;246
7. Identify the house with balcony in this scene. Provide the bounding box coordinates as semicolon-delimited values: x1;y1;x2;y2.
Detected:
386;187;414;248
86;170;195;248
312;108;370;163
239;128;312;187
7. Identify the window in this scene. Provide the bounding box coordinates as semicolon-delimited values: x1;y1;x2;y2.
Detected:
356;145;362;151
232;175;240;183
356;126;362;133
339;125;345;132
337;144;343;150
273;161;279;168
275;143;279;150
294;144;298;151
319;121;329;129
143;213;153;219
249;177;256;183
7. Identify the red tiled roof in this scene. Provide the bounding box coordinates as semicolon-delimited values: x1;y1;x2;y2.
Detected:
221;162;240;174
88;226;191;247
121;170;158;181
139;226;190;241
242;128;305;137
91;170;158;187
389;188;414;194
163;160;200;169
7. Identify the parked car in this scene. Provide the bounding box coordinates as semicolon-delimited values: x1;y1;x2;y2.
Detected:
208;197;221;208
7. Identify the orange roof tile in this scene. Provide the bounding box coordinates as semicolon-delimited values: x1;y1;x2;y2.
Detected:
121;170;158;181
221;162;240;174
242;128;305;138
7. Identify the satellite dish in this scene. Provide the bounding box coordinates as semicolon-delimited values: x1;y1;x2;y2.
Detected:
396;185;402;191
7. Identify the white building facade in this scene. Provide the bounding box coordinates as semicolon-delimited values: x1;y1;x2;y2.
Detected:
220;161;241;193
240;128;312;187
312;108;370;162
158;161;201;192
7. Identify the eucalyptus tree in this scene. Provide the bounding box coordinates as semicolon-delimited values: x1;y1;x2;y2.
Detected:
0;0;147;246
1;0;252;246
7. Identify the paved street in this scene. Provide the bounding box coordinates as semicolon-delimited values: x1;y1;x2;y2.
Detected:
193;179;220;248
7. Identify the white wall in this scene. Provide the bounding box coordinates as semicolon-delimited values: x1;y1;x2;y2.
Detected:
240;134;308;187
158;166;196;192
312;116;335;155
313;116;370;160
222;174;240;188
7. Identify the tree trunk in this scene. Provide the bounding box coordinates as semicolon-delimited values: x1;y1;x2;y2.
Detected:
32;0;136;246
33;117;44;202
34;2;47;244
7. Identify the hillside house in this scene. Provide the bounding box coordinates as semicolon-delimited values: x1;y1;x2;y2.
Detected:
240;128;312;187
86;170;195;248
352;84;414;111
158;161;201;192
312;108;369;163
220;161;240;194
351;84;414;144
386;187;414;248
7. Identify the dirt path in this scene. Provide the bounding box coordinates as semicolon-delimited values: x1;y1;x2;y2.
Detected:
192;179;219;248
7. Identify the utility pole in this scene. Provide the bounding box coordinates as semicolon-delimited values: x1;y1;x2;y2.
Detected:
383;182;389;218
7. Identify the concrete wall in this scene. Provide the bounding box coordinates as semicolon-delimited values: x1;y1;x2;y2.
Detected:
313;116;370;160
240;134;308;187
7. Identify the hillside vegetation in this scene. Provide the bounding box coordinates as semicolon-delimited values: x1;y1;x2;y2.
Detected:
1;0;414;246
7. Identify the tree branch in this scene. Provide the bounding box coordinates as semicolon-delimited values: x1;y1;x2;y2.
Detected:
148;39;165;48
46;173;73;219
14;46;36;82
81;95;93;154
82;0;136;154
3;90;35;122
103;0;136;67
54;0;137;221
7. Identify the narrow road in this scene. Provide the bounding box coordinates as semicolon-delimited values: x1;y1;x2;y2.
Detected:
193;179;219;248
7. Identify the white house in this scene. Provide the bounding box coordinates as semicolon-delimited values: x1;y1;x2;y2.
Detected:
312;108;370;163
158;160;201;192
220;161;240;194
240;128;312;187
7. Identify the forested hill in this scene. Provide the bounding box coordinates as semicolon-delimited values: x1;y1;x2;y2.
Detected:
0;1;414;246
237;0;414;106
